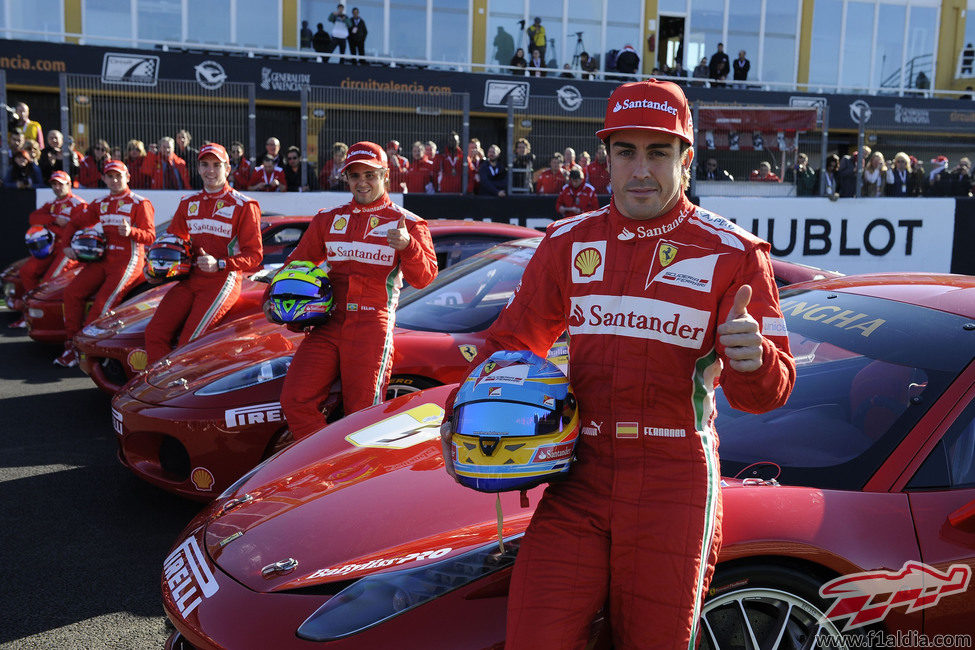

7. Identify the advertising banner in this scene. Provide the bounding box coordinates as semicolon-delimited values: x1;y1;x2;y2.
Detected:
699;197;954;275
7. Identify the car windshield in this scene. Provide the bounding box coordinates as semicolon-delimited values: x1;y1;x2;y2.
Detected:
717;287;975;490
395;240;539;333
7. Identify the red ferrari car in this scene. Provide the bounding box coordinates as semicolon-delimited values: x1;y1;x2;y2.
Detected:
22;215;313;345
161;272;975;649
113;232;838;501
77;220;538;393
2;256;29;311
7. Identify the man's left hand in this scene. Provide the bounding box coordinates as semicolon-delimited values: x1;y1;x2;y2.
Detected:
387;214;411;251
717;284;764;373
196;247;219;273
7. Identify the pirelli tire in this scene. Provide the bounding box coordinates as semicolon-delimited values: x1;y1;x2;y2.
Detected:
386;375;440;400
700;564;875;650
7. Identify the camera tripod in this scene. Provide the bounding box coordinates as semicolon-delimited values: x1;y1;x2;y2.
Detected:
571;32;586;68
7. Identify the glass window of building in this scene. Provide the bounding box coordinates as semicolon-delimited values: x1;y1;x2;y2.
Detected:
528;1;561;67
840;1;874;90
906;5;938;89
84;0;133;45
137;0;182;45
351;1;384;57
659;0;687;13
389;0;426;61
188;1;231;46
809;0;842;88
487;0;526;72
606;0;642;72
9;0;63;41
431;0;470;66
875;5;906;90
761;0;798;86
688;0;724;75
726;0;760;82
566;17;601;73
238;0;281;49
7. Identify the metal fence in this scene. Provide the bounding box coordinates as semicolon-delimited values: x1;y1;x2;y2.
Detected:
60;74;256;164
0;69;7;180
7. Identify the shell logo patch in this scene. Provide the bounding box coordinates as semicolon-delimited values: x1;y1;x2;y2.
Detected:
127;349;148;371
571;241;606;284
188;201;200;216
459;344;478;362
331;215;349;233
191;467;215;491
658;243;678;267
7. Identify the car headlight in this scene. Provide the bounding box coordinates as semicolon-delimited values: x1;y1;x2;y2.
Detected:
81;323;111;337
296;535;523;641
27;308;44;319
194;356;292;396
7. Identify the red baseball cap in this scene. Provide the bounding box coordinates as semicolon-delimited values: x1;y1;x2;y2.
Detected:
340;141;388;173
49;171;71;184
596;79;694;146
102;160;127;175
198;143;229;163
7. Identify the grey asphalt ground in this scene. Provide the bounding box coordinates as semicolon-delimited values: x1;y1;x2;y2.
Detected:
0;307;202;650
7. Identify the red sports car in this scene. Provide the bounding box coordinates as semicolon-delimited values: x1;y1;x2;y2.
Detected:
113;233;838;501
77;220;539;393
22;215;314;345
161;272;975;649
2;256;29;311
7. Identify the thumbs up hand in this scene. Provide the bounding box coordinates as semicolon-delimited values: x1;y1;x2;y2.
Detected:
716;284;764;373
196;247;219;273
387;214;411;251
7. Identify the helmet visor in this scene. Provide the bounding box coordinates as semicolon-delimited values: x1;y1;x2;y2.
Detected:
271;278;324;300
148;247;185;263
454;399;575;438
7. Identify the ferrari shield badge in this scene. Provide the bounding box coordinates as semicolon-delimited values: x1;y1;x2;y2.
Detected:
459;344;478;361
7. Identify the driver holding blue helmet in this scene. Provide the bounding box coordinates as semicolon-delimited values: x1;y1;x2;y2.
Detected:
443;80;796;649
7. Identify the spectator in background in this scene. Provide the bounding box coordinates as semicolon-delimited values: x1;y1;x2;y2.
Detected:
793;153;817;195
949;157;973;196
527;17;546;64
4;149;43;189
493;26;515;71
385;140;410;192
529;49;547;77
404;141;435;193
348;7;367;64
477;144;506;197
555;166;599;218
510;48;528;75
562;147;577;173
733;50;750;86
915;71;930;93
328;4;352;63
79;138;112;188
313;23;331;54
143;136;190;190
697;157;734;181
963;44;974;75
175;129;202;189
821;154;840;199
560;64;575;78
579;52;597;79
467;139;484;194
511;137;536;192
709;43;730;84
535;152;567;194
13;102;42;149
749;161;780;182
265;137;283;167
7;129;25;163
616;44;640;76
837;146;869;197
885;152;915;197
435;132;464;193
300;20;313;49
861;151;887;197
578;151;591;183
283;146;316;192
228;141;253;190
249;153;287;192
124;139;150;189
909;156;926;196
587;143;610;193
319;142;349;191
692;57;709;86
424;140;438;163
925;155;951;196
111;145;123;161
39;129;80;185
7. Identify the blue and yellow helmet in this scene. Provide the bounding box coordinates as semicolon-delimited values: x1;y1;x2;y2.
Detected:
450;350;579;492
264;261;335;327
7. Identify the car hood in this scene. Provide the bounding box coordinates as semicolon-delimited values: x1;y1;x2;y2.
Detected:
81;283;173;338
1;256;28;280
28;267;81;301
203;385;543;594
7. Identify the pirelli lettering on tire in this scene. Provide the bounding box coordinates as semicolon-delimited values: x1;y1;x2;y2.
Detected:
567;294;710;348
225;402;283;428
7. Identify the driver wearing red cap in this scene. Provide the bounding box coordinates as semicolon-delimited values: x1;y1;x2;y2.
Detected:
145;143;263;363
444;80;796;648
58;160;156;367
274;141;438;439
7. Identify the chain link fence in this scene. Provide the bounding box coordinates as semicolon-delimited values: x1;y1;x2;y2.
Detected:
60;74;255;166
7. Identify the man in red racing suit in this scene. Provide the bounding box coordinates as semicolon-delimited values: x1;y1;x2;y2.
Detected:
274;141;438;439
15;172;86;317
59;160;156;367
145;143;263;363
444;80;796;649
